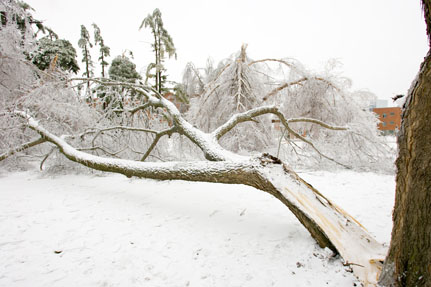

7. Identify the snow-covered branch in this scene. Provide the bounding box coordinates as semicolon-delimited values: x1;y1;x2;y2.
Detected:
71;77;242;162
0;137;46;161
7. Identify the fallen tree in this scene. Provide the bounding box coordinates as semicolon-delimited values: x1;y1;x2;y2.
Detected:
2;78;387;286
0;2;388;285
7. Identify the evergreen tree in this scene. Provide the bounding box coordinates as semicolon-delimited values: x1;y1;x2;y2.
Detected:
95;54;142;110
78;25;93;90
139;8;176;94
32;36;79;73
92;23;110;78
108;55;141;83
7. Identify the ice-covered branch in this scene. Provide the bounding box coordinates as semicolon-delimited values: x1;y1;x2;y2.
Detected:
212;105;349;167
71;78;236;161
212;105;279;140
248;58;295;69
89;126;159;146
140;126;178;161
263;77;341;101
69;77;154;97
287;118;347;131
14;110;258;182
0;137;47;161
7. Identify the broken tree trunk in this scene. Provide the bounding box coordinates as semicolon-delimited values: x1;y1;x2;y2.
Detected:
19;112;386;286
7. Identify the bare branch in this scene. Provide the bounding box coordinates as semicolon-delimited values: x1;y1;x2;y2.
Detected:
90;125;159;146
212;105;349;168
141;126;178;161
78;146;126;158
0;137;46;161
212;105;278;140
263;78;308;101
40;146;56;170
69;77;155;100
287;118;347;131
263;77;341;101
248;58;295;68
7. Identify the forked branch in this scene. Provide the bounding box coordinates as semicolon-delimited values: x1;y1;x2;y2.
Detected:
212;105;349;167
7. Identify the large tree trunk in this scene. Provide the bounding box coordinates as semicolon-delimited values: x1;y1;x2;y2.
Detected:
379;2;431;285
379;52;431;287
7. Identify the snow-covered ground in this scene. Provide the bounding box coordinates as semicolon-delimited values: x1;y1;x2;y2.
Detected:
0;169;395;287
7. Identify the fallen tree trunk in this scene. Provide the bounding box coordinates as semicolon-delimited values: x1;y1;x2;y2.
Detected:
17;112;386;286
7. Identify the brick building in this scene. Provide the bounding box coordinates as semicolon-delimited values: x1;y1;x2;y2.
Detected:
372;107;401;134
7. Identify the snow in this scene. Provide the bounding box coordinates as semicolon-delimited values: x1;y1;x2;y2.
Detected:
0;170;395;286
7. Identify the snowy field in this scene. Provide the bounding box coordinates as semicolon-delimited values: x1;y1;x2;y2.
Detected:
0;169;395;287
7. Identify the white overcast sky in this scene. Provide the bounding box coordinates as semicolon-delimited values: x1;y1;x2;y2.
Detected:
26;0;428;102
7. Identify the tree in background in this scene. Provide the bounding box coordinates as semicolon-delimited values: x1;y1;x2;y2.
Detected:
108;54;141;83
93;54;142;110
0;0;98;169
78;25;93;91
92;23;110;78
139;8;176;94
32;36;79;73
0;0;44;46
379;0;431;285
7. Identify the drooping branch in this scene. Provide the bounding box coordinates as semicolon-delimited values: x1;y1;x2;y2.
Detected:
212;105;349;167
263;77;341;101
0;137;46;161
248;58;295;69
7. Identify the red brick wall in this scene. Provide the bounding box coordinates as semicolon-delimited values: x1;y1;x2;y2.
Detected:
373;107;401;131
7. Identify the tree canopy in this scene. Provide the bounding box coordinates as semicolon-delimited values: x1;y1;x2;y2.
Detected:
108;55;141;83
32;36;80;73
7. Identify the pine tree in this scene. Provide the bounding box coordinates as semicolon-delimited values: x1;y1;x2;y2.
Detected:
32;36;79;73
92;23;110;78
139;8;176;94
78;25;93;90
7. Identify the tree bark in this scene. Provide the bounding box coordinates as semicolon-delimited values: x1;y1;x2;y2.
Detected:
84;45;90;90
379;2;431;286
0;137;46;161
379;54;431;287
